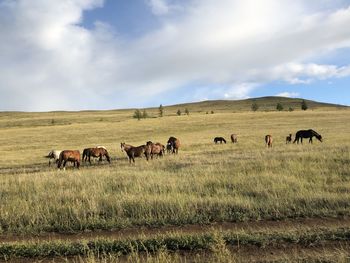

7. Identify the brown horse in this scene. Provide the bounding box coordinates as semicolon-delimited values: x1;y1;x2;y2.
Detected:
83;147;111;164
286;134;292;144
167;136;180;154
265;135;273;148
146;141;164;159
57;150;81;169
121;142;149;163
293;129;322;144
214;137;226;144
230;134;238;143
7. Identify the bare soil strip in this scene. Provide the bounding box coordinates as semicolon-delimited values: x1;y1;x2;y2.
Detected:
1;216;349;243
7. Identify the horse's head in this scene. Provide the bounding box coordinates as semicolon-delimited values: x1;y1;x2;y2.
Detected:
317;134;323;142
120;142;125;152
146;141;153;145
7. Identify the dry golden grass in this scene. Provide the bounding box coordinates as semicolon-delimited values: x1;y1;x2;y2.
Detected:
0;107;349;235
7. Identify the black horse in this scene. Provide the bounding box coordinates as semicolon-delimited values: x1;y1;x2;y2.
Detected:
214;137;226;144
293;129;322;144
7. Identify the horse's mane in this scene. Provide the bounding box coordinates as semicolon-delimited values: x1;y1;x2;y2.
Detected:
309;129;321;138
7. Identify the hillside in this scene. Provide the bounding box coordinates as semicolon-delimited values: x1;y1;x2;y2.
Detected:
160;96;348;114
0;96;347;129
0;97;349;262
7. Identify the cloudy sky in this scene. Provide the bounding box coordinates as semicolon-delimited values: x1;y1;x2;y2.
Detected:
1;0;350;111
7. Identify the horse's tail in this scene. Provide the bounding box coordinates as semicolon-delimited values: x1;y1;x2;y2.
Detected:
57;152;64;168
293;132;299;143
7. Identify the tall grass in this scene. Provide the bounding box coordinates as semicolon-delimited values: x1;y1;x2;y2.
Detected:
0;110;349;234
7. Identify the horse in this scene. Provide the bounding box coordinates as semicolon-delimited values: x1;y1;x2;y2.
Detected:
45;150;61;166
155;142;165;155
293;129;322;144
230;134;238;143
166;142;173;154
121;142;149;163
286;134;292;144
83;147;111;164
57;150;81;169
146;141;164;159
167;137;180;154
265;135;273;148
214;137;226;144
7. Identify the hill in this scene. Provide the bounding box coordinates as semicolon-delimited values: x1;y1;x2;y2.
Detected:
0;96;347;129
159;96;348;114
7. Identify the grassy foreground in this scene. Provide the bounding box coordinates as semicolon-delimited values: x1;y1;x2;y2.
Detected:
0;108;349;235
1;227;350;261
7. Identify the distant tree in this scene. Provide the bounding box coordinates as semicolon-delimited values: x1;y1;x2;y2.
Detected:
158;104;164;117
251;101;259;112
206;111;209;114
133;109;142;120
276;103;284;111
177;109;181;116
288;107;294;112
185;108;190;115
51;119;55;125
211;110;214;114
301;100;308;111
142;109;148;118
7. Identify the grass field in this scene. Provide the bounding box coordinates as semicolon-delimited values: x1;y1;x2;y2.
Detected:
0;97;349;261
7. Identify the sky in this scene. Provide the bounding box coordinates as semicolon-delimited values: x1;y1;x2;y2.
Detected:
1;0;350;111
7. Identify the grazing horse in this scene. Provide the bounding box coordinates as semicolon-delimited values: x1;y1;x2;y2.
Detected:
121;142;149;163
214;137;226;144
166;142;173;154
286;134;292;144
83;147;111;164
57;150;81;169
230;134;238;143
45;150;61;166
265;135;273;148
146;141;165;159
167;137;180;154
293;129;322;144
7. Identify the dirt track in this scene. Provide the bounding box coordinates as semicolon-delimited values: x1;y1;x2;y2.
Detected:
1;216;349;243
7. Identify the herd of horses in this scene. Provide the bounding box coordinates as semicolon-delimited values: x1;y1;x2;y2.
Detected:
214;129;323;148
46;129;322;170
46;137;181;169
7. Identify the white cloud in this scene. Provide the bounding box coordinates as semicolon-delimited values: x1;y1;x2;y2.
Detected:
276;92;300;98
146;0;180;15
224;83;258;100
271;63;350;84
1;0;350;110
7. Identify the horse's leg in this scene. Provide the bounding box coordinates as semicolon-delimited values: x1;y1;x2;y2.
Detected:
63;160;67;168
309;137;313;143
88;155;92;165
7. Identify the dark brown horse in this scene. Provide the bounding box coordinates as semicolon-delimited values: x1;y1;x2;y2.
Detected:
214;137;226;144
146;141;164;159
167;137;180;154
293;129;322;144
286;134;292;144
265;135;273;148
83;147;111;164
121;142;149;163
230;134;238;143
57;150;81;169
